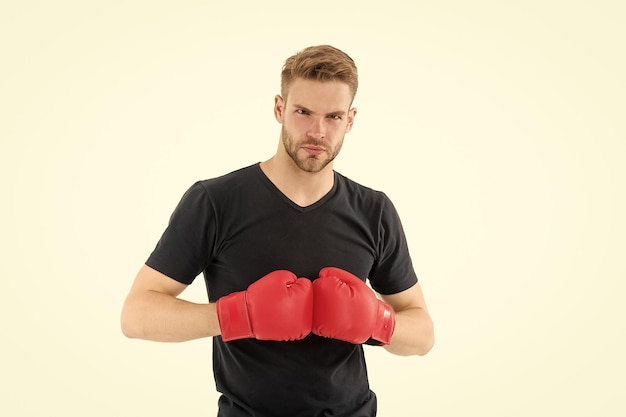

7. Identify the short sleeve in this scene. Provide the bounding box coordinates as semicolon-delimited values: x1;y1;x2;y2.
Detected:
368;194;418;295
145;181;215;285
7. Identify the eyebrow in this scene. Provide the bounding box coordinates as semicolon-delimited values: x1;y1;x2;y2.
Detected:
294;104;347;116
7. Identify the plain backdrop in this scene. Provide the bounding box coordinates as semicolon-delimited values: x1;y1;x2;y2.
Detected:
2;1;624;416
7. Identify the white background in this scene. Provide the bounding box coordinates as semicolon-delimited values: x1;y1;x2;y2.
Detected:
2;1;624;415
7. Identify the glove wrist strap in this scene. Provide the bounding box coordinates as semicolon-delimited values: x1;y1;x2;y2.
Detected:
216;291;253;342
371;301;396;345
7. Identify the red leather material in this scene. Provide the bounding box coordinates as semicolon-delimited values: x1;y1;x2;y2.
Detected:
216;291;253;342
312;267;396;345
217;270;313;342
371;298;396;345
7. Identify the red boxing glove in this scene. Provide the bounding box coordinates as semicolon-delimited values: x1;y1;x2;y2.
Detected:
216;270;313;342
312;267;396;345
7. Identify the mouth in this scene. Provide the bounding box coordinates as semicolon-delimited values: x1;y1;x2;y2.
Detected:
302;145;326;156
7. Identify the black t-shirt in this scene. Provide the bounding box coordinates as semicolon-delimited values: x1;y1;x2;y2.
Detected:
146;163;418;417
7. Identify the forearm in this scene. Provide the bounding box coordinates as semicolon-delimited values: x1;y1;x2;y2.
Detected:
384;307;434;356
121;291;220;342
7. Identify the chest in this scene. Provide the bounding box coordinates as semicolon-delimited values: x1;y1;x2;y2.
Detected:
204;201;380;299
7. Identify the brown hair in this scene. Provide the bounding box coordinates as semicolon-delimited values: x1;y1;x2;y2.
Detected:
281;45;358;101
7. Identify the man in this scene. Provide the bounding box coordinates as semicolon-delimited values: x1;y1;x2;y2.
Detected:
121;44;434;417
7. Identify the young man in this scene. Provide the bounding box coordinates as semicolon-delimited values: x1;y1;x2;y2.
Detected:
121;45;434;417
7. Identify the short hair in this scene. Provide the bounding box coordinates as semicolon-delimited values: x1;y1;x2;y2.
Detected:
281;45;358;101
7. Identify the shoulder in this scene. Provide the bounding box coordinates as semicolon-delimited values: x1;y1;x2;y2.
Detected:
335;171;385;198
334;171;406;232
187;164;263;204
197;163;260;192
173;164;260;212
334;171;391;209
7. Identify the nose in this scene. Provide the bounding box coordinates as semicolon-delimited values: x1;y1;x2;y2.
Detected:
307;116;326;140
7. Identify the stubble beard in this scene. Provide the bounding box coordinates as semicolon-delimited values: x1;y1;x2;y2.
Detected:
281;126;343;173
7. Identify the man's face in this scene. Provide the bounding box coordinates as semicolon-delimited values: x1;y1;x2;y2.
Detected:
275;78;357;173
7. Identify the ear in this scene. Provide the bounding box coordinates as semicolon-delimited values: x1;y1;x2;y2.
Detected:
345;107;357;133
274;95;285;123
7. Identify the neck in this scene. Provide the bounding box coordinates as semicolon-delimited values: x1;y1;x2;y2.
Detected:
259;154;335;208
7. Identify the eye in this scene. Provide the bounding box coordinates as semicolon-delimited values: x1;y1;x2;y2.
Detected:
296;109;309;115
328;114;342;120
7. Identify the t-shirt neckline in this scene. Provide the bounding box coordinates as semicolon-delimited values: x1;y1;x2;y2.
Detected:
253;162;338;213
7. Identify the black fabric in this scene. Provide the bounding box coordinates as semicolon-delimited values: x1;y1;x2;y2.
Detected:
146;163;418;417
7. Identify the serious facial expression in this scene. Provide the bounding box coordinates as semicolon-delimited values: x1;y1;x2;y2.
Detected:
276;78;356;173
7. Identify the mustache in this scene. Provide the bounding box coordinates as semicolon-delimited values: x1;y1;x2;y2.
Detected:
301;139;327;148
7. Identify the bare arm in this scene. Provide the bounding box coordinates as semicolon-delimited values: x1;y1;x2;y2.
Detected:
121;264;221;342
380;283;434;356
